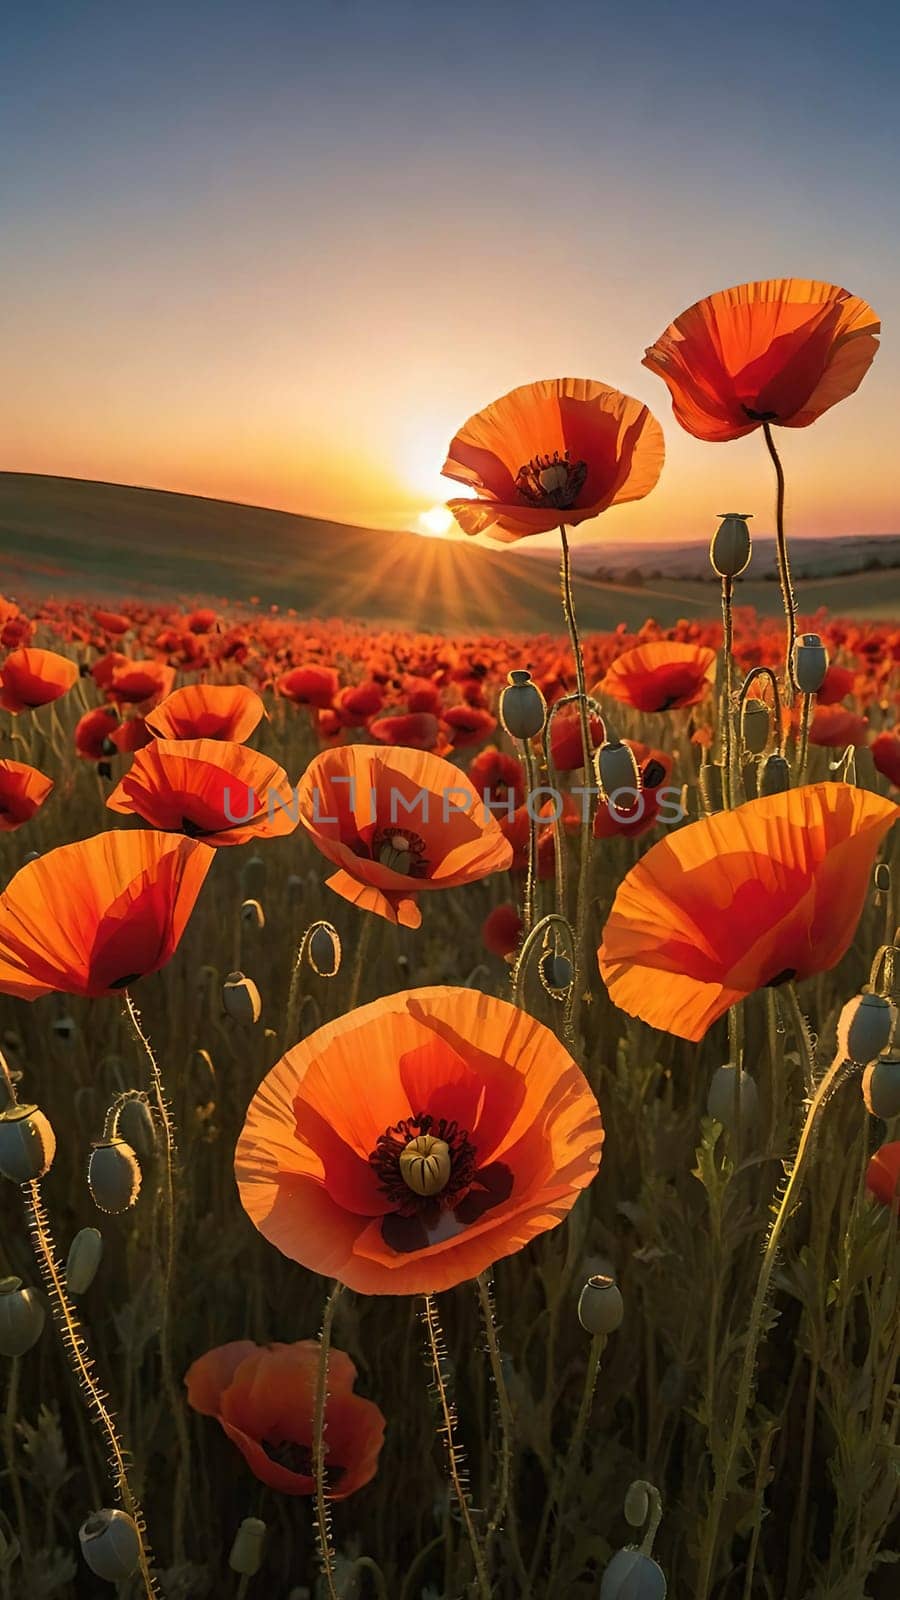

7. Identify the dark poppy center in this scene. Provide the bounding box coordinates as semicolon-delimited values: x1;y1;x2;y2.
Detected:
369;1111;514;1255
367;825;430;878
742;404;779;422
643;759;666;787
107;973;142;990
515;451;588;510
262;1439;345;1485
767;967;798;988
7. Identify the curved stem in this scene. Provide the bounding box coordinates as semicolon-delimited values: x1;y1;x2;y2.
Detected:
559;524;594;1031
511;913;577;1044
312;1282;343;1600
421;1293;491;1600
762;422;797;700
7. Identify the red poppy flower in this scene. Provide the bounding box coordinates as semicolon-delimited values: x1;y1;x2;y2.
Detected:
185;608;218;634
147;683;266;743
482;903;523;958
872;731;900;789
643;279;880;442
442;378;664;541
598;783;897;1041
866;1143;900;1209
277;665;339;708
0;598;34;650
93;609;132;636
110;717;153;755
369;712;442;752
403;678;443;715
296;745;513;928
0;648;78;713
185;1339;385;1498
107;739;299;846
75;706;121;762
599;643;716;713
0;760;54;831
235;986;602;1294
0;830;214;999
593;748;673;840
808;704;869;748
442;705;497;747
334;681;385;726
816;665;856;706
550;708;606;772
106;660;175;708
468;746;525;807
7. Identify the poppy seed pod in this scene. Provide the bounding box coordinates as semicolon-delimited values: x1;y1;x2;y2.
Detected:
793;633;829;695
78;1509;141;1583
0;1276;46;1357
0;1103;57;1183
862;1052;900;1120
240;897;265;930
596;739;641;802
222;972;263;1024
539;950;573;996
624;1482;650;1527
758;752;791;796
600;1548;668;1599
87;1139;142;1214
499;670;546;741
706;1064;760;1136
578;1274;624;1335
710;512;752;579
228;1517;267;1576
65;1227;104;1296
117;1095;156;1160
307;921;342;978
837;993;896;1065
741;698;770;756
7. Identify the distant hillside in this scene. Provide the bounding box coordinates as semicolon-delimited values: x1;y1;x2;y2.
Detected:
1;473;897;632
524;532;900;583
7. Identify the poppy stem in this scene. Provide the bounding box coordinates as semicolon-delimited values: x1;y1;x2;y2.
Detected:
420;1293;491;1600
123;991;190;1565
348;915;372;1009
761;423;798;701
312;1281;343;1600
695;1045;849;1599
558;524;594;1029
545;1331;606;1591
511;913;577;1045
521;738;540;933
720;576;735;808
474;1273;528;1587
797;692;813;781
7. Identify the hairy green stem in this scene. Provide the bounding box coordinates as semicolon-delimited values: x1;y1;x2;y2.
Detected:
559;523;593;1034
312;1282;343;1600
421;1293;491;1600
762;422;797;700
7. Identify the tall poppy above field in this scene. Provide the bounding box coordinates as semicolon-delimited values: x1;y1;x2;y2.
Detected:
235;986;602;1295
643;279;880;442
598;783;897;1042
296;744;512;927
0;829;214;999
146;683;266;743
441;378;664;541
106;738;298;846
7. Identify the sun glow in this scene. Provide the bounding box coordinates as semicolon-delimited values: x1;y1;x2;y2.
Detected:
416;505;455;538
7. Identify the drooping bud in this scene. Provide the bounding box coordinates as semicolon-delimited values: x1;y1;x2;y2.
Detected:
596;740;641;803
706;1065;759;1137
793;633;828;695
78;1509;141;1583
0;1277;46;1356
758;752;791;796
240;898;266;930
837;993;895;1065
66;1228;104;1296
578;1274;624;1335
228;1517;267;1576
862;1052;900;1120
740;698;770;756
222;972;263;1024
307;922;342;978
539;950;573;997
710;513;752;579
600;1548;668;1598
87;1140;142;1214
0;1104;56;1183
499;670;546;741
399;1135;451;1197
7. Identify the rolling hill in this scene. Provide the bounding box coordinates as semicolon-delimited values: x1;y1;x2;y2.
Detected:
1;473;897;634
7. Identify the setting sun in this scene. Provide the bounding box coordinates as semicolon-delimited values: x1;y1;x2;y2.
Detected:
417;504;455;538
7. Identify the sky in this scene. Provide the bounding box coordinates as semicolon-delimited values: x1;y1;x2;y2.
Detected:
1;0;898;547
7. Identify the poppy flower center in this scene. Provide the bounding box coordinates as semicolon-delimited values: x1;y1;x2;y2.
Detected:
398;1134;452;1196
369;1113;476;1218
371;826;429;877
261;1439;345;1485
515;451;588;510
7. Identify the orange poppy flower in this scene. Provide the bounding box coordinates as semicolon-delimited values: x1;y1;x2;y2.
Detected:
442;705;497;747
468;746;524;807
296;745;512;928
369;711;443;751
0;647;78;713
106;739;299;846
105;659;175;708
643;279;880;442
598;783;897;1041
235;986;602;1294
872;731;900;789
599;643;716;713
75;706;121;762
866;1143;900;1209
550;707;606;773
93;609;132;636
185;1339;385;1498
0;759;54;831
0;830;213;999
808;704;869;749
277;665;338;708
592;747;673;840
146;683;266;743
442;378;664;541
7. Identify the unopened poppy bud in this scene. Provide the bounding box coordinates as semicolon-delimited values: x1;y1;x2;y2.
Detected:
117;1095;156;1159
759;752;791;795
240;898;265;930
862;1052;900;1119
78;1509;141;1583
741;698;770;755
499;670;546;740
66;1228;104;1296
307;922;342;978
222;972;262;1024
52;1014;76;1042
88;1139;142;1214
241;854;266;900
698;761;723;813
793;633;828;695
578;1274;624;1335
600;1548;668;1598
710;512;752;579
873;863;891;895
837;993;895;1065
596;739;640;802
0;1103;56;1183
706;1065;759;1136
228;1516;267;1576
539;950;573;996
0;1276;46;1356
624;1482;650;1527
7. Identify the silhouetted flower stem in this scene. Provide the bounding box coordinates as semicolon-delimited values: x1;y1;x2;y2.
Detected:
421;1292;490;1600
762;422;798;700
312;1281;343;1600
559;523;594;1032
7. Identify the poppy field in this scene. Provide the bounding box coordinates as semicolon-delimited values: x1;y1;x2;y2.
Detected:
1;278;899;1600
